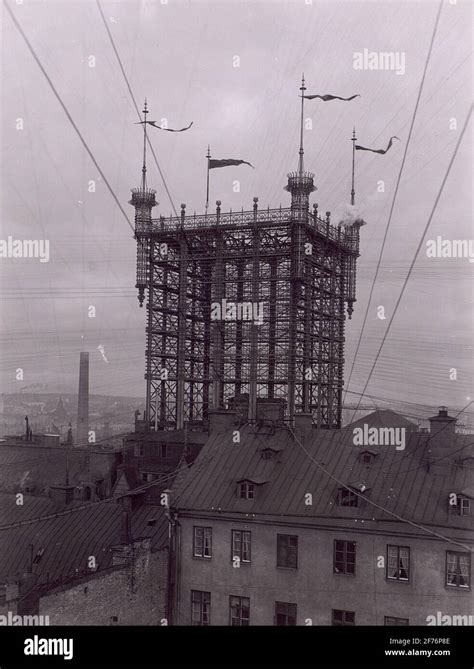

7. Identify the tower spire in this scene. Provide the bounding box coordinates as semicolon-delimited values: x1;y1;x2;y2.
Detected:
141;98;149;192
350;126;356;205
298;74;306;175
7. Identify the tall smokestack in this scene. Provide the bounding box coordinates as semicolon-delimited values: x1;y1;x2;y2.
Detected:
76;352;89;447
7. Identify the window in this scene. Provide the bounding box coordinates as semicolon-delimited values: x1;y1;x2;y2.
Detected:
229;596;250;626
191;590;211;626
274;601;297;626
332;609;355;626
446;551;471;589
193;527;212;559
456;496;471;516
159;444;168;458
384;616;409;626
277;534;298;569
239;482;255;499
134;444;144;457
336;488;358;507
334;540;356;575
359;451;378;465
142;472;154;483
387;545;410;581
232;530;251;563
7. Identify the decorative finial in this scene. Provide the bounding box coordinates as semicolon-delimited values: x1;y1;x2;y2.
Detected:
351;127;357;206
298;75;306;175
141;98;149;191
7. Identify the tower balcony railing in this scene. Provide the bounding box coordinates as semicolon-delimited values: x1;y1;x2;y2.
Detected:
147;207;359;252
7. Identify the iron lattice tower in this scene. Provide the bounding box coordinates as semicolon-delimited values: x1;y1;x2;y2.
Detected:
131;97;362;431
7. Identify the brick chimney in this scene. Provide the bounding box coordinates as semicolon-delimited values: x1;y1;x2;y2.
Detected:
427;406;457;464
76;351;89;447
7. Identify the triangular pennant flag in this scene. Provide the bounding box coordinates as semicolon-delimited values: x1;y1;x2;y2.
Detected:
135;120;193;132
355;136;400;155
303;94;360;102
209;159;254;169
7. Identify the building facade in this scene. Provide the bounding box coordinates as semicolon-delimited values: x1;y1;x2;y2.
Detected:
170;408;474;626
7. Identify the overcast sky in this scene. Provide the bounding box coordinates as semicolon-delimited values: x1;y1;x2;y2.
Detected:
1;0;472;423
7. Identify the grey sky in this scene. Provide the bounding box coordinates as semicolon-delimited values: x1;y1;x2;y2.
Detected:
1;0;472;421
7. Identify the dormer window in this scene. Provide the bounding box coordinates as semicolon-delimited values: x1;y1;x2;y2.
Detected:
359;450;378;465
336;483;369;507
260;446;283;461
239;482;255;499
337;488;358;507
450;490;473;516
456;496;471;516
237;477;267;499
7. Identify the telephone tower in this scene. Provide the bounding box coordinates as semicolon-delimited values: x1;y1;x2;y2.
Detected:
130;92;363;431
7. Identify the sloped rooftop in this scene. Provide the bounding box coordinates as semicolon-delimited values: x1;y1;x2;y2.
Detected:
173;422;474;532
0;493;168;587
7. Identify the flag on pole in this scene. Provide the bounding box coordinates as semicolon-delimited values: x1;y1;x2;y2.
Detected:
303;93;360;102
135;120;193;132
355;136;400;154
209;158;254;169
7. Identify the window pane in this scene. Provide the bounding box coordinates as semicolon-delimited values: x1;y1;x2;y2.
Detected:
194;528;203;556
275;601;296;626
242;532;251;561
399;548;409;580
459;555;470;587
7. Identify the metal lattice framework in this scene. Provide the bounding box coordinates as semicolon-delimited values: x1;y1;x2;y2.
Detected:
131;170;362;431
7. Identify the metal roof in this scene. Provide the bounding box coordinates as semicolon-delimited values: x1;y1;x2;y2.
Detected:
173;420;474;533
0;493;168;587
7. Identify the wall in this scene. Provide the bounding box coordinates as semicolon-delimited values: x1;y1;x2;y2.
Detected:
176;515;473;626
40;544;168;626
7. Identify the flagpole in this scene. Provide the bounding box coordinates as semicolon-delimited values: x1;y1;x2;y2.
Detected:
141;98;148;192
298;74;306;175
205;145;211;215
350;126;356;205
